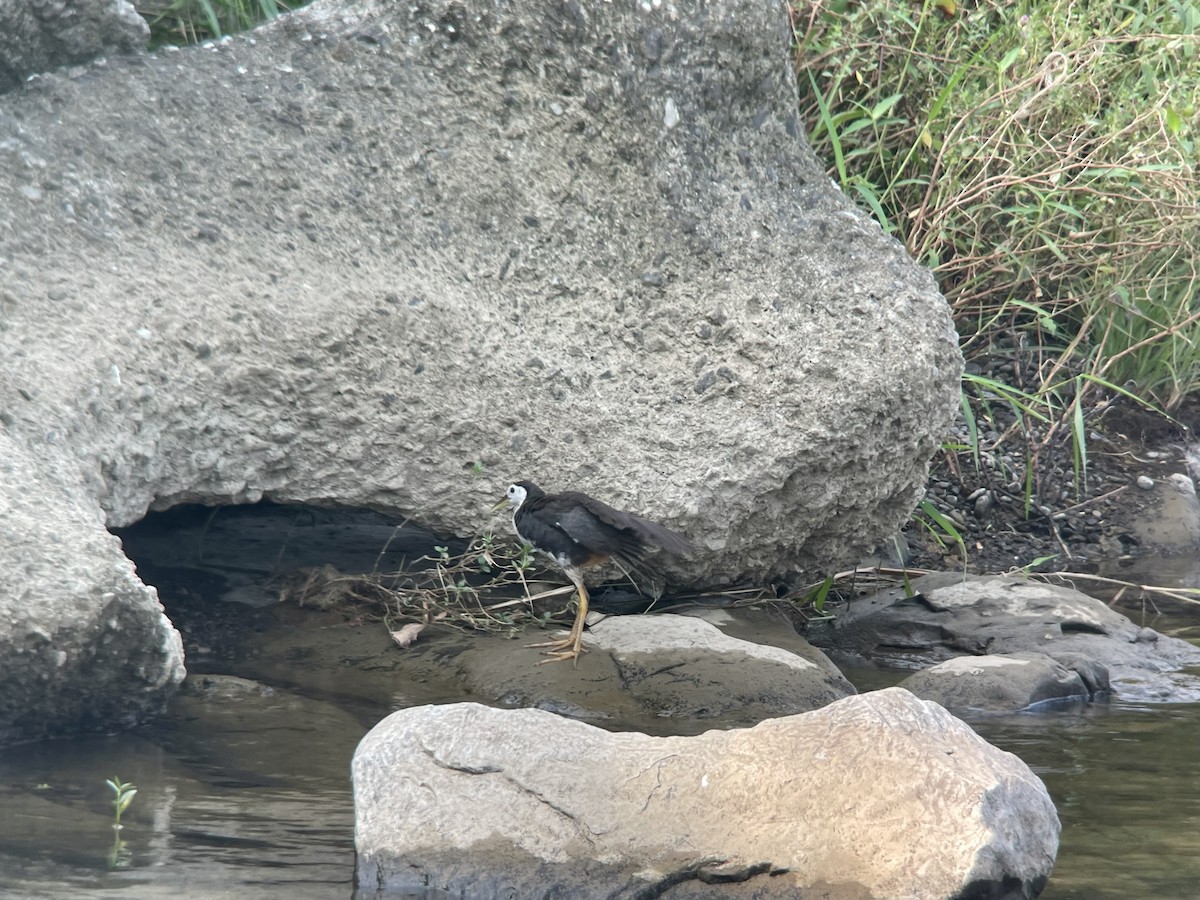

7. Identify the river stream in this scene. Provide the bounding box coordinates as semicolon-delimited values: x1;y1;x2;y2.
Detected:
1;503;1196;898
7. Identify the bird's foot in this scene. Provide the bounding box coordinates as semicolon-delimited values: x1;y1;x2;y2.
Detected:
525;634;575;650
528;583;589;667
536;645;585;666
526;632;586;666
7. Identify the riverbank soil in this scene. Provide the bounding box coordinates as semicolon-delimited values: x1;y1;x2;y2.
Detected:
903;397;1200;580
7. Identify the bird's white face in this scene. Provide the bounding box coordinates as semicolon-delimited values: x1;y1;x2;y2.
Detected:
505;483;527;509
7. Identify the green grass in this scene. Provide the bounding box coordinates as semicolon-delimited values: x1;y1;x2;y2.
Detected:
137;0;293;46
793;0;1200;441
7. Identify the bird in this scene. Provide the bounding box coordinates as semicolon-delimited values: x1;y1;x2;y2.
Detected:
499;480;693;665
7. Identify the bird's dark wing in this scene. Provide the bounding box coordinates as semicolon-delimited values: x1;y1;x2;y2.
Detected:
621;511;694;557
512;499;582;558
554;492;693;561
546;503;640;566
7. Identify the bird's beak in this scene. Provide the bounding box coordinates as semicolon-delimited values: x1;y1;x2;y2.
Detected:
491;498;509;513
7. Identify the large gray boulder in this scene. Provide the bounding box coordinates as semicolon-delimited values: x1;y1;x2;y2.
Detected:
0;0;148;93
0;0;959;741
353;689;1059;898
0;436;184;744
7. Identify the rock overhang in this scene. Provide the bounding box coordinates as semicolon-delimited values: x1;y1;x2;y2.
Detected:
0;0;961;741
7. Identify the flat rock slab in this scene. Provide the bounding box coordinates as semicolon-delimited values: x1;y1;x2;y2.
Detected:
454;609;855;733
810;573;1200;702
353;688;1059;899
1125;471;1200;552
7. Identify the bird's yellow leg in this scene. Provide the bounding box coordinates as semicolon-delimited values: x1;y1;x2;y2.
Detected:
528;576;589;666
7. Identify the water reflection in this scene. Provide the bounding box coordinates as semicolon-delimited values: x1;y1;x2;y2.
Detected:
5;689;1200;898
973;700;1200;899
0;727;355;899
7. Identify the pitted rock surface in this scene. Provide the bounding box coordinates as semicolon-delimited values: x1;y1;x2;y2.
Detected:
0;0;960;741
0;437;184;744
353;690;1059;898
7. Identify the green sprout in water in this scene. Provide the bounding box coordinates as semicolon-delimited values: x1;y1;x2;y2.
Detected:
106;776;137;869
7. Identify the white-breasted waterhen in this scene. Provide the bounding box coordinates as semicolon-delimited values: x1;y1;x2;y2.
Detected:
500;480;693;664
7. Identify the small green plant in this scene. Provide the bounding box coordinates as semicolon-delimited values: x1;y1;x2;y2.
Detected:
1016;554;1059;574
803;574;835;616
106;776;137;869
108;776;137;828
913;498;968;568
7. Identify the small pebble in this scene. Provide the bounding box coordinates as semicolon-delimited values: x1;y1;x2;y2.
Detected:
664;98;680;128
1136;475;1154;490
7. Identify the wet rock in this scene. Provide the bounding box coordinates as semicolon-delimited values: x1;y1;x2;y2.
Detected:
0;0;960;742
810;573;1200;703
898;652;1096;714
166;674;365;779
455;609;854;733
353;689;1059;899
1127;472;1200;550
1053;651;1112;696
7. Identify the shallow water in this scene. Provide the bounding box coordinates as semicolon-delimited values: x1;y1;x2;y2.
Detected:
3;502;1199;897
981;701;1200;899
5;652;1200;898
0;731;355;899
